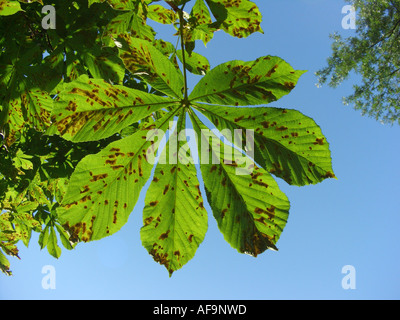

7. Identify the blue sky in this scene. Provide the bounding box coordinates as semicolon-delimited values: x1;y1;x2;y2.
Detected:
1;0;400;300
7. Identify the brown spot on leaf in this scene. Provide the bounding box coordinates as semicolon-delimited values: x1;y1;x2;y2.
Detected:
234;115;245;122
144;216;154;226
314;138;325;145
266;64;278;77
275;126;288;131
91;173;108;182
163;185;169;195
80;185;90;194
284;82;295;90
323;171;336;178
159;230;170;240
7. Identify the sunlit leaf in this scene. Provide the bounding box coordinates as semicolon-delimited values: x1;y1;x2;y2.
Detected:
190;111;290;255
206;0;263;38
176;49;210;75
46;226;62;259
147;4;178;24
117;35;185;98
195;104;336;186
141;112;207;276
52;75;180;142
58;109;178;242
190;56;306;106
0;0;22;16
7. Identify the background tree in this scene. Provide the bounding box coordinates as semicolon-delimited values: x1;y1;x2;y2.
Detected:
316;0;400;125
0;0;334;276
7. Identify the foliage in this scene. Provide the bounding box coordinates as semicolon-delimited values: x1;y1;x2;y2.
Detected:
316;0;400;125
0;0;335;276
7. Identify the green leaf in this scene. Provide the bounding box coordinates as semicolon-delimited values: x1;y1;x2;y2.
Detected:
191;0;212;25
0;250;12;276
47;226;62;259
176;49;210;75
0;85;52;146
64;47;87;82
0;0;22;16
117;35;185;98
89;0;138;10
189;56;306;106
52;75;180;142
190;111;290;255
80;47;126;85
140;112;207;276
1;95;24;146
147;4;178;24
195;104;336;186
186;0;217;46
13;149;33;171
55;223;74;250
188;24;217;47
102;11;156;47
18;0;43;4
20;89;53;131
39;225;50;250
0;211;40;248
206;0;263;38
58;109;178;242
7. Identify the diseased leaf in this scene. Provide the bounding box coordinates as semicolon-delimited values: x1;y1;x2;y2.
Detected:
0;0;336;277
205;0;263;38
141;112;207;276
13;149;33;171
147;4;178;24
189;56;306;106
186;0;217;46
117;35;185;98
102;11;156;47
190;110;290;255
65;47;87;81
1;95;24;146
191;0;213;25
195;104;335;186
0;250;12;276
18;0;43;4
80;47;126;85
52;75;180;142
176;49;210;75
0;0;22;16
20;89;53;131
55;223;74;250
58;109;179;243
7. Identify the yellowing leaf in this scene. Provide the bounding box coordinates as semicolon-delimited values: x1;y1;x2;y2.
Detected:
141;113;207;276
206;0;263;38
190;56;306;106
58;109;179;242
52;75;180;142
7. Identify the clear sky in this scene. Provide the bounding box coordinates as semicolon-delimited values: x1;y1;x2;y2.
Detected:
1;0;400;300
